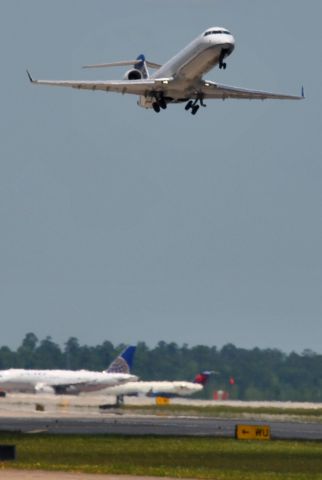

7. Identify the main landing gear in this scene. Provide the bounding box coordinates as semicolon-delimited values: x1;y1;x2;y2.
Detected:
152;94;167;113
185;96;207;115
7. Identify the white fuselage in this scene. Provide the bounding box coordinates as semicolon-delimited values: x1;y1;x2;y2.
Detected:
154;29;235;81
101;380;203;398
0;368;137;394
139;27;235;107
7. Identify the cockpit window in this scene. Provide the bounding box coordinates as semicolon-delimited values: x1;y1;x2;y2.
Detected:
204;30;231;36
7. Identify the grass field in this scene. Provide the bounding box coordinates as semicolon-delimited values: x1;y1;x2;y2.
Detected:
1;434;322;479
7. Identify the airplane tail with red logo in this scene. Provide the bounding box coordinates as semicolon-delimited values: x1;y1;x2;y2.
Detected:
193;371;214;386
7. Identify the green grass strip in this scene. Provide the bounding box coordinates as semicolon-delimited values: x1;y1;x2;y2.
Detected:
1;434;322;479
122;404;322;419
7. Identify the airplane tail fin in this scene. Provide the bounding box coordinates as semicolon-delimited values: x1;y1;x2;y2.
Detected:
193;371;214;386
134;54;150;79
106;345;136;374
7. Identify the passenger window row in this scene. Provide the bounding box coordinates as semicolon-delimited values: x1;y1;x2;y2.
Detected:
204;30;230;36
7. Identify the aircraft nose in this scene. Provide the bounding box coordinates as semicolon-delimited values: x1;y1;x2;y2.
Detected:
229;35;235;51
223;38;235;59
224;34;235;53
208;33;235;55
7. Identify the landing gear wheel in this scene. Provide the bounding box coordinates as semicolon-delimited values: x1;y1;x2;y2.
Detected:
185;100;194;111
159;97;167;110
191;105;200;115
152;102;160;113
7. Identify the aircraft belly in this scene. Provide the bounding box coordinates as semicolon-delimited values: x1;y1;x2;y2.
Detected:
0;381;35;393
176;46;222;80
145;44;232;104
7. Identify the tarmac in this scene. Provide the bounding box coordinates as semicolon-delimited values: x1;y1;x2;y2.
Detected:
1;393;322;440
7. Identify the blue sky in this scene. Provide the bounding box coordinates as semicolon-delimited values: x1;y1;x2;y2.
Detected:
0;0;321;352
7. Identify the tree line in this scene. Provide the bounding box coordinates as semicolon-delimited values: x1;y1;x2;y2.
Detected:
1;333;322;402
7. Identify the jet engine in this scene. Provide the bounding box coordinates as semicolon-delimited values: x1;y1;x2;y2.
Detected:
123;69;143;80
35;383;55;394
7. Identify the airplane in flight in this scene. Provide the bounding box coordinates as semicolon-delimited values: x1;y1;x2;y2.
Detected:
0;346;137;395
27;27;304;115
101;370;214;406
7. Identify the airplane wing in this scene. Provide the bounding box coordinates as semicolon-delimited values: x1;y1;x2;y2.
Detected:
27;70;303;107
27;70;166;96
200;80;304;101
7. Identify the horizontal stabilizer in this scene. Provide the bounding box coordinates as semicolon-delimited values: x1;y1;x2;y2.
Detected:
83;60;161;69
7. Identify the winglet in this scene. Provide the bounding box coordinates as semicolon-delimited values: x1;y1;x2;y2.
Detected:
301;85;305;98
26;69;34;83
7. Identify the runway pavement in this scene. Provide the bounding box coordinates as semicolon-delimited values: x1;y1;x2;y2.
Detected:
0;393;322;440
1;414;322;440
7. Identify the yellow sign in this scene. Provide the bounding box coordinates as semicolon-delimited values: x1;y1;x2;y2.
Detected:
235;424;271;440
155;396;170;405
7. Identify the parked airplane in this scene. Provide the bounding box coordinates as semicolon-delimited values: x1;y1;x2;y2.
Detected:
0;346;137;395
100;371;214;407
111;370;212;397
27;27;303;115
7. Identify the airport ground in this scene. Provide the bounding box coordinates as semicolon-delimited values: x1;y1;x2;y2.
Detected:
2;391;322;417
0;394;322;440
1;394;322;479
1;433;322;479
1;393;322;440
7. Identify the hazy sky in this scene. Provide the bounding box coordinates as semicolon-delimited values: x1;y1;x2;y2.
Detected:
0;0;321;352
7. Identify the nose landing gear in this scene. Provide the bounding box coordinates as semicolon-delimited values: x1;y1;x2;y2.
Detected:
219;49;229;70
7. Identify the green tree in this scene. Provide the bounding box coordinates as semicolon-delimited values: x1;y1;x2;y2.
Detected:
16;332;39;368
0;346;16;369
34;336;64;369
